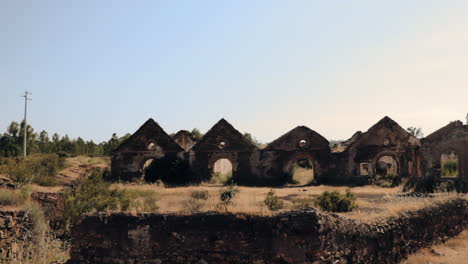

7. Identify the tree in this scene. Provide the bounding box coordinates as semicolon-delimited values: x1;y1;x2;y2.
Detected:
7;122;20;138
243;132;262;147
191;128;203;140
407;127;424;138
39;130;50;153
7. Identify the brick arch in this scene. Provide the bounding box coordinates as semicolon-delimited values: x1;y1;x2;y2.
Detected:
283;152;316;174
208;152;238;171
372;151;400;176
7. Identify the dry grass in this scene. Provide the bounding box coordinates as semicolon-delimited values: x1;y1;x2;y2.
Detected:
31;155;110;193
0;186;69;264
403;230;468;264
111;183;464;222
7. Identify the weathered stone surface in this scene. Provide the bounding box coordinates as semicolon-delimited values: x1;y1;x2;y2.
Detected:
0;211;33;262
330;116;421;183
421;120;468;182
111;116;468;186
68;198;468;264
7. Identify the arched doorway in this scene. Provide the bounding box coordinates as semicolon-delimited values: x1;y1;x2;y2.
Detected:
212;158;233;184
291;157;314;185
141;158;155;180
376;155;398;176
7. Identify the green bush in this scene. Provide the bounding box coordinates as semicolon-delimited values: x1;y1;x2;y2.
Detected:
314;190;358;212
0;154;64;186
63;168;130;224
375;174;401;188
216;185;239;211
190;190;209;200
263;189;284;211
441;160;458;177
403;176;465;194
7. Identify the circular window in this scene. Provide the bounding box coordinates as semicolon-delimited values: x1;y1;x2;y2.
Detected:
383;138;390;146
147;142;157;151
218;141;226;149
299;140;307;148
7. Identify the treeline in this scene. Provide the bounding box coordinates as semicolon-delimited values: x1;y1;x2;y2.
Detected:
0;121;130;157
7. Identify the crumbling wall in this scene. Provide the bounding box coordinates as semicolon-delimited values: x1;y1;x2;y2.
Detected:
31;192;65;230
333;116;421;183
111;119;184;181
173;130;197;151
261;126;330;185
422;121;468;181
0;210;33;262
189;119;259;184
68;198;468;264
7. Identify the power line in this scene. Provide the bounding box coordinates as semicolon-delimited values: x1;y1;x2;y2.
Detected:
21;91;32;157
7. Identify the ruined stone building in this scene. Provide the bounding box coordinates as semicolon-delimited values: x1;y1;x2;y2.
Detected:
421;121;468;181
111;116;467;185
111;119;184;181
331;116;421;183
260;126;330;184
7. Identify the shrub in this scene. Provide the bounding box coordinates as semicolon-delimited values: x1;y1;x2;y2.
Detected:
263;189;284;211
191;190;209;200
292;197;314;210
314;190;358;212
216;185;239;211
441;160;458;177
375;174;401;188
126;189;159;212
0;154;64;186
403;176;465;194
63;168;130;224
183;198;204;213
0;185;31;207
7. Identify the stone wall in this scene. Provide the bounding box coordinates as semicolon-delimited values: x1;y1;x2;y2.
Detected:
0;210;33;262
31;192;65;230
68;198;467;264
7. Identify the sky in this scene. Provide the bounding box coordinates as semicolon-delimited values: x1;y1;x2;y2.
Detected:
1;1;468;143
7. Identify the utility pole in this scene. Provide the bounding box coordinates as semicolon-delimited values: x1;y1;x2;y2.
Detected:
21;91;32;157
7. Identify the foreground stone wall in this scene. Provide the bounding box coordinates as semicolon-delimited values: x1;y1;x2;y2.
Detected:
69;198;467;264
0;211;33;262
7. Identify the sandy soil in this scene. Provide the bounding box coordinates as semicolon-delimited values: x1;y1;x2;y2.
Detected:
404;230;468;264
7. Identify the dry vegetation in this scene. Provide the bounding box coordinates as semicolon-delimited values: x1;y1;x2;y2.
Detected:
0;187;69;264
111;183;465;222
403;230;468;264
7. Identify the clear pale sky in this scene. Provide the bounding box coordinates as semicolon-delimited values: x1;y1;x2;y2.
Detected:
1;1;467;143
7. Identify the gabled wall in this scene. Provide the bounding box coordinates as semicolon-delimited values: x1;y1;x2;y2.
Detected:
421;121;468;181
188;119;260;184
111;116;429;185
260;126;330;184
332;116;421;183
111;118;184;181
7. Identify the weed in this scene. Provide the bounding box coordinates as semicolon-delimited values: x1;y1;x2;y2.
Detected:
263;189;284;211
314;189;358;212
216;185;239;211
190;190;209;200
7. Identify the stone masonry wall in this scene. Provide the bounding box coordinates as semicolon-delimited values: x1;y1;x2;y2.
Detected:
68;198;467;264
0;210;33;262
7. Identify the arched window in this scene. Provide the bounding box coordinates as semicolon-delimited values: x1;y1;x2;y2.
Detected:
147;142;157;151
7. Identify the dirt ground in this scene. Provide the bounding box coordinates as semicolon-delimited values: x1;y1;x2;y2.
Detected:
31;156;110;193
112;183;463;222
404;230;468;264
